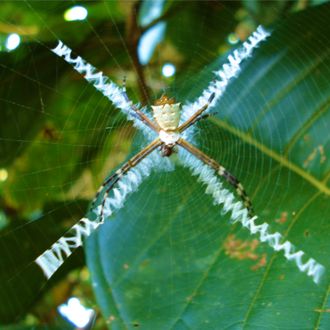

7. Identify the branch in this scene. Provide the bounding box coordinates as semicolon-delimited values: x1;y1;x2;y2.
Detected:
126;1;185;105
126;1;151;105
140;2;185;34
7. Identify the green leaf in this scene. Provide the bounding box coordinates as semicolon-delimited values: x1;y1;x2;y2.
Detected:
86;3;330;329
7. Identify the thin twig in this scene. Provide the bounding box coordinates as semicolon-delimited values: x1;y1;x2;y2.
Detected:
141;2;186;34
126;1;185;105
126;1;151;105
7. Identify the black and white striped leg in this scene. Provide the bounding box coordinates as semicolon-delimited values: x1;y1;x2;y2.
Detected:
178;93;215;133
93;138;163;221
218;166;253;215
35;138;162;279
120;76;159;132
177;138;254;216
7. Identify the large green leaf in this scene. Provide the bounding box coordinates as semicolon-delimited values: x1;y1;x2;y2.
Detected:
86;4;330;329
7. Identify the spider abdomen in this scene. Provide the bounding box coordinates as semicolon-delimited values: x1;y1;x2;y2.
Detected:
152;103;181;131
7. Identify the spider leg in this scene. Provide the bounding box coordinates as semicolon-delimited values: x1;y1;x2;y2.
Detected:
121;79;160;132
178;93;215;133
51;41;158;133
94;138;163;220
181;111;218;130
91;138;161;209
35;138;162;279
177;138;254;215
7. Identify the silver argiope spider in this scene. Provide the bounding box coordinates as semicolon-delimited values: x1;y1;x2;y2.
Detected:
35;26;324;284
92;92;253;223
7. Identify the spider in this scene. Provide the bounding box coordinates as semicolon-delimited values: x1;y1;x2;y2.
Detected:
92;90;254;222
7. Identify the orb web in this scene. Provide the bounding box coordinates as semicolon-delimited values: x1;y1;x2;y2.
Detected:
0;2;329;329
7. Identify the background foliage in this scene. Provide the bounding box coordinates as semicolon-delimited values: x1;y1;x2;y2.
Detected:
0;1;329;329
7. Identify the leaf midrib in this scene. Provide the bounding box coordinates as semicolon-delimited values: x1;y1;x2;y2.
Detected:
241;191;322;329
210;117;330;195
314;285;330;330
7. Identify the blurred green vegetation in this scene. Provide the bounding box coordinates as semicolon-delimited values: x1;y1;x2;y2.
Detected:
0;1;329;329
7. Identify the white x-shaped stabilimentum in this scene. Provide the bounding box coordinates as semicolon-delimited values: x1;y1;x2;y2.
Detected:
35;26;324;284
